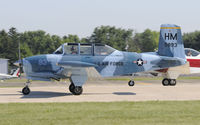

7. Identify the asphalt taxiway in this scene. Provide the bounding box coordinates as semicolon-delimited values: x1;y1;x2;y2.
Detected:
0;79;200;103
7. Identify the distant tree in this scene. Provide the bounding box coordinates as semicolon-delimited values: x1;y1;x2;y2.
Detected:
183;31;200;51
62;34;80;43
152;31;159;50
20;42;33;58
6;28;19;63
19;30;63;55
128;29;159;52
51;35;63;51
80;37;90;43
90;26;133;51
0;30;10;59
127;32;141;52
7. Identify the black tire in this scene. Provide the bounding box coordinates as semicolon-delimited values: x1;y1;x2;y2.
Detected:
128;80;135;86
73;86;83;95
169;79;176;86
22;86;30;95
162;78;170;86
69;83;75;93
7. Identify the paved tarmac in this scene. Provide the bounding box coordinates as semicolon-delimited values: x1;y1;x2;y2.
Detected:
0;79;200;103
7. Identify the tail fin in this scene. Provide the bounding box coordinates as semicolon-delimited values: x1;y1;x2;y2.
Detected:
12;68;20;77
158;24;185;59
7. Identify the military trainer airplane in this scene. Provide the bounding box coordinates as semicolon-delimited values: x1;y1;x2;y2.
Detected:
18;24;187;95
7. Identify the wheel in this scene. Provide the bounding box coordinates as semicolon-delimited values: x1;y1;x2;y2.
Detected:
128;80;135;86
162;78;170;86
169;79;176;86
22;86;30;95
69;83;75;93
72;86;83;95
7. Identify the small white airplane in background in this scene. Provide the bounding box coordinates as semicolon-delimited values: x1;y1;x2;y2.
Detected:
185;48;200;74
0;68;20;80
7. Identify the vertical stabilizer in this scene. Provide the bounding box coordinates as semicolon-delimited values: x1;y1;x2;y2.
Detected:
158;24;185;59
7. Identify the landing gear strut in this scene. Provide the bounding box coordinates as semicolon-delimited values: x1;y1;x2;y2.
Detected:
69;83;83;95
22;80;31;95
162;78;176;86
128;73;135;86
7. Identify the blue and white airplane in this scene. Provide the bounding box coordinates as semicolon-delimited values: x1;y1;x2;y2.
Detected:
19;24;187;95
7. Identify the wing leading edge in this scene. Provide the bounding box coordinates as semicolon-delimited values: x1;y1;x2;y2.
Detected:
57;61;97;67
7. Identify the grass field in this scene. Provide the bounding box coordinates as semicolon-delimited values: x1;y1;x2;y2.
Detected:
0;101;200;125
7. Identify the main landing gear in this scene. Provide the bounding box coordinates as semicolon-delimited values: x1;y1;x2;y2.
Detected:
22;80;31;95
69;83;83;95
162;78;176;86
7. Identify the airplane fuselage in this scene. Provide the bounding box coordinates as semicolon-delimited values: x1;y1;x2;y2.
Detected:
23;50;186;81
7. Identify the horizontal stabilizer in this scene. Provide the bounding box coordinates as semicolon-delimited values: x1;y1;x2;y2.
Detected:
152;57;186;69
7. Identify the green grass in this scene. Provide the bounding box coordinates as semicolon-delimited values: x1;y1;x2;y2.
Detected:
0;101;200;125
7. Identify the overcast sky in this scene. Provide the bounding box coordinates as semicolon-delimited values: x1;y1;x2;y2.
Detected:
0;0;199;38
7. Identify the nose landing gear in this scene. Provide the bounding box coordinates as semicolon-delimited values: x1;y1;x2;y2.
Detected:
128;73;135;87
128;80;135;86
22;80;31;95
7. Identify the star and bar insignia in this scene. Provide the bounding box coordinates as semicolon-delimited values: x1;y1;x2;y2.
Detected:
133;58;147;66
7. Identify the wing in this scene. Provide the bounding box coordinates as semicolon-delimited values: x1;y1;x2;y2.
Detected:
57;61;99;86
57;61;98;68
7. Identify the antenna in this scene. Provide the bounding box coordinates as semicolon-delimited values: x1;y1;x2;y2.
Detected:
18;40;21;61
18;40;23;77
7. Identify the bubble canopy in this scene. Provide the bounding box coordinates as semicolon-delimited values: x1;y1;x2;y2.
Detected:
185;48;200;57
54;43;116;56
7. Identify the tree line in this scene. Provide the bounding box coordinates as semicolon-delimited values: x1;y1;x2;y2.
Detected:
0;26;199;65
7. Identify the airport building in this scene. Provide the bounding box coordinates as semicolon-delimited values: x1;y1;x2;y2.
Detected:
0;58;9;74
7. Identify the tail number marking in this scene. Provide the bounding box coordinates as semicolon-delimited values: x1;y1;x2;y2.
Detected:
164;42;177;47
164;33;177;40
